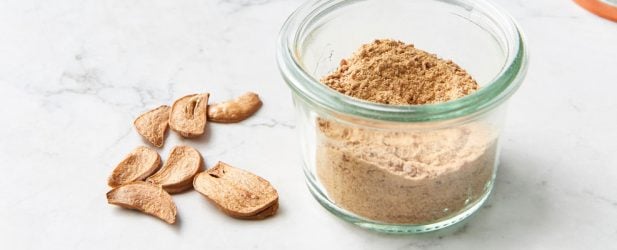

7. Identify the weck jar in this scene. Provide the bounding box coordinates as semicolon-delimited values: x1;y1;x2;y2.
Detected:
276;0;528;233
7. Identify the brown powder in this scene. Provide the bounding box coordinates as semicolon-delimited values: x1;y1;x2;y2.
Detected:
316;119;496;224
321;39;479;105
315;39;496;224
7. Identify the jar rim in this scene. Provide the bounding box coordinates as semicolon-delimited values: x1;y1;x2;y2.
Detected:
276;0;528;122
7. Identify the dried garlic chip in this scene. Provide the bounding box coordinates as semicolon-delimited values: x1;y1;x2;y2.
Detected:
207;92;262;123
106;181;177;224
133;105;171;147
246;202;278;220
169;93;209;137
193;161;278;219
146;145;202;194
108;146;161;188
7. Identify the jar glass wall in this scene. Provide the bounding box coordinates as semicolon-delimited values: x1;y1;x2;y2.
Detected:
277;0;527;233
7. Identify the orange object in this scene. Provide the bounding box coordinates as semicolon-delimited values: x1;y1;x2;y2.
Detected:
574;0;617;21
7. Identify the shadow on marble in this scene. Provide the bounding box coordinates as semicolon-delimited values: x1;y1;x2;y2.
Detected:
189;125;212;144
110;206;183;233
172;124;212;145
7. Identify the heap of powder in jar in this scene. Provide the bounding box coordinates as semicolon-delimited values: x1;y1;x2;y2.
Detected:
316;39;497;224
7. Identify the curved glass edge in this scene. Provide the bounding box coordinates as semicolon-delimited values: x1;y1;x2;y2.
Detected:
276;0;529;122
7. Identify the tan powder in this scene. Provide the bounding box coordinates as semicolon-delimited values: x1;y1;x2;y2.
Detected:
321;39;478;105
316;119;496;224
316;39;496;224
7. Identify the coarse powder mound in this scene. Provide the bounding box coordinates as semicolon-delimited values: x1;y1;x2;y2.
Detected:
321;39;479;105
315;39;496;224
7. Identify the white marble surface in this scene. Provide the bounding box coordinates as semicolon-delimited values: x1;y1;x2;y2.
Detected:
1;0;616;249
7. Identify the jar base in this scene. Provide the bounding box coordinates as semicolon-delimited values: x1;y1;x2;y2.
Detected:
305;169;494;234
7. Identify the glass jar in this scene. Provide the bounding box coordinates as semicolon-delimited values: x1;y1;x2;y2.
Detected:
276;0;527;233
